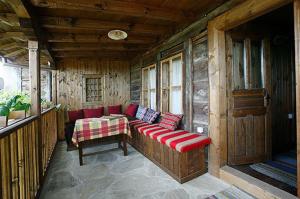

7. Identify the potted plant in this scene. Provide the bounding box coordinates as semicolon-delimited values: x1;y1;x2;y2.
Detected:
0;104;9;127
8;95;31;119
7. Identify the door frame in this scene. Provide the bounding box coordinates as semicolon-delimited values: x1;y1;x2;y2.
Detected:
206;0;299;196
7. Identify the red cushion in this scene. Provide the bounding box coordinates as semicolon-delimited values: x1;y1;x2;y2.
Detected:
83;107;104;118
108;105;122;114
158;112;183;130
68;109;84;122
125;104;139;117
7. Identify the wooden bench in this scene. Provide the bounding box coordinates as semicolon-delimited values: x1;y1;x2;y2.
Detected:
129;119;211;183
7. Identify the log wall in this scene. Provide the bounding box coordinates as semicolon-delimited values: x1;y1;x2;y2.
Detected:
56;58;131;139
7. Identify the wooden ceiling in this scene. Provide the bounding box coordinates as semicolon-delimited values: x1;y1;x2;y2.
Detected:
0;0;229;64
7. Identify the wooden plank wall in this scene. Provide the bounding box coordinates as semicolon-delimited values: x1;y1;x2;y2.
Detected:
56;58;130;139
192;36;209;133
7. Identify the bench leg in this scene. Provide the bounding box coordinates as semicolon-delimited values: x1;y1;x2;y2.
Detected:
123;134;128;156
78;144;83;166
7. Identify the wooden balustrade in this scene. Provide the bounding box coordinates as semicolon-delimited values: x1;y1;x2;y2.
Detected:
0;107;58;199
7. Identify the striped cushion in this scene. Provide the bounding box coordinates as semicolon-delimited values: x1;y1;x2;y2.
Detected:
159;131;211;152
129;119;148;129
137;123;160;134
158;112;183;130
135;105;147;120
142;109;160;124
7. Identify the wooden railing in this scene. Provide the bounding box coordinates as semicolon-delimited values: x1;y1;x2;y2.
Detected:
0;107;58;199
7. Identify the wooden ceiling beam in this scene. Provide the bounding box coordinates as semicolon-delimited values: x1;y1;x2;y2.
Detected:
4;48;26;58
41;17;170;35
0;31;27;41
6;0;55;65
47;33;158;44
54;50;136;58
31;0;194;22
0;13;20;26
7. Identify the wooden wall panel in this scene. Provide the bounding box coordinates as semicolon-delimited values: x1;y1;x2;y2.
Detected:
130;60;142;104
192;36;209;133
56;58;130;139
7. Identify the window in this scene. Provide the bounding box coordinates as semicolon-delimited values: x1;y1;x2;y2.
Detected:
82;75;104;105
142;64;156;110
232;38;263;90
160;53;183;114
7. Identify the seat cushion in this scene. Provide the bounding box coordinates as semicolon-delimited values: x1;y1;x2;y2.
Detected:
142;109;160;124
125;103;139;117
68;109;84;122
135;105;147;120
108;105;122;114
83;107;104;118
158;112;183;130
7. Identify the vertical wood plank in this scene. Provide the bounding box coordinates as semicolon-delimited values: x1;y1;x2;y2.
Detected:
17;128;25;199
293;0;300;196
0;137;12;199
9;133;19;199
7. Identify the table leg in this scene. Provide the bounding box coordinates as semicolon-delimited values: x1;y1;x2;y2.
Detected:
78;144;83;166
118;138;121;149
123;134;128;156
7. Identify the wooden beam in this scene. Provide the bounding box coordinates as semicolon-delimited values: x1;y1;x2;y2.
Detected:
0;13;19;26
41;17;170;35
47;33;158;44
294;0;300;197
4;48;26;58
31;0;195;22
54;50;136;59
6;0;30;18
0;32;27;41
50;43;148;51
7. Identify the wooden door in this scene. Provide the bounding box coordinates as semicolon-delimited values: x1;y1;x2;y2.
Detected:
227;34;271;165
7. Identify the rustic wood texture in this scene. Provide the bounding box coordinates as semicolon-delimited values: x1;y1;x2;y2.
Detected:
56;59;130;139
0;109;57;199
207;0;291;178
294;0;300;196
191;35;209;133
28;0;228;60
130;126;206;183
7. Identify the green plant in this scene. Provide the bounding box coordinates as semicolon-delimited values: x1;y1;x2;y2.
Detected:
0;92;31;117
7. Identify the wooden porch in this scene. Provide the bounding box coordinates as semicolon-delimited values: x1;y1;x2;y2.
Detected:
0;0;300;198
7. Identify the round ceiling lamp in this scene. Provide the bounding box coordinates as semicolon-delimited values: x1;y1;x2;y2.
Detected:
108;30;128;40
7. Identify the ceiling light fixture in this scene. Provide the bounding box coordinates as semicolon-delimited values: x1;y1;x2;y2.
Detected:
108;30;128;40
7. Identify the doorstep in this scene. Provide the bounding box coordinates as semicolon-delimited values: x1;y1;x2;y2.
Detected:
220;166;298;199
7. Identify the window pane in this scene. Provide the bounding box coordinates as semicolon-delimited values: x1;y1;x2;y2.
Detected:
150;90;156;110
149;67;156;89
143;91;148;107
170;88;182;114
143;69;149;90
161;61;169;112
251;40;263;88
232;41;245;90
171;57;182;86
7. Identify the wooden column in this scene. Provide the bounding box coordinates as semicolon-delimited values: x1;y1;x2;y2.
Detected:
29;40;41;116
293;0;300;196
28;40;43;185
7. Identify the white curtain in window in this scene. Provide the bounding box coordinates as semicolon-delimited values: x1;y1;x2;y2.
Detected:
149;68;156;89
170;88;181;114
171;58;182;86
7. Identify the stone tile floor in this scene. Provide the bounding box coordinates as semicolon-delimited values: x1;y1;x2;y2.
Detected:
40;142;254;199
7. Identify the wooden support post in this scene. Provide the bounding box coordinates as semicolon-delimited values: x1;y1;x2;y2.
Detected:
28;40;43;185
29;40;41;116
293;0;300;196
184;39;193;131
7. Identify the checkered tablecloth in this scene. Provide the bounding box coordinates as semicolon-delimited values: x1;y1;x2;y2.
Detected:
72;117;131;147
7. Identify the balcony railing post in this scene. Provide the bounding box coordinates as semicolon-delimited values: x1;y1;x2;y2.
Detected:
28;40;43;187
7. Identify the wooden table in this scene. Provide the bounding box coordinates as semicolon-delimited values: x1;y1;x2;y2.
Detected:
72;116;130;165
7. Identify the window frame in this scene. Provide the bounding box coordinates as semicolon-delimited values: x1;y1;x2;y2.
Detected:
160;53;183;114
141;64;156;110
82;74;104;106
